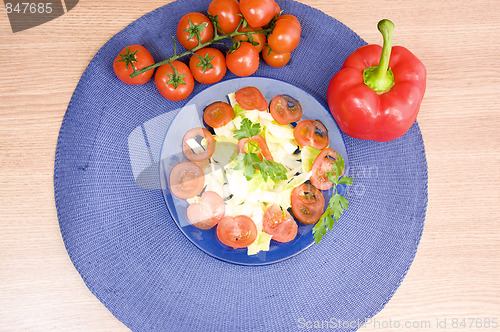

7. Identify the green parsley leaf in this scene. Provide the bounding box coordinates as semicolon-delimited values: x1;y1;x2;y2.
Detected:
312;154;354;244
233;118;261;140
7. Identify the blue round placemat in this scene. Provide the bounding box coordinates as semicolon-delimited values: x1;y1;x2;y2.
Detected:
54;1;427;331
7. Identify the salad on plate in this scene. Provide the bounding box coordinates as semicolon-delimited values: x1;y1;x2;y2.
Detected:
168;85;351;256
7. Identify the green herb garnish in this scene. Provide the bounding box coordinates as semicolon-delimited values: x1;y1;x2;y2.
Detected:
234;151;288;182
233;118;261;140
312;155;353;244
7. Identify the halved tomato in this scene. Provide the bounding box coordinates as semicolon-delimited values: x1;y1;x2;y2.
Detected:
262;204;297;243
293;119;329;150
235;86;268;112
310;148;343;190
237;135;274;161
182;127;216;162
169;162;205;199
187;191;225;229
269;94;303;125
216;215;258;248
203;101;235;128
291;183;325;225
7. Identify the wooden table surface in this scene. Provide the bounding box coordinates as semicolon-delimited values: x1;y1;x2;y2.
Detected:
1;1;499;331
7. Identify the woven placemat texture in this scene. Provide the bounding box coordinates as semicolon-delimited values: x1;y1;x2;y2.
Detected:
54;0;428;331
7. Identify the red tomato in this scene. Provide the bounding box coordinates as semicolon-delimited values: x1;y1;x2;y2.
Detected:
293;119;329;150
273;2;281;17
239;0;276;28
235;86;268;111
262;45;291;68
216;215;258;248
268;15;301;53
187;191;225;229
269;94;303;125
262;204;298;243
310;148;344;190
208;0;241;34
226;42;259;77
189;48;227;84
169;162;205;199
291;183;325;225
182;127;216;162
113;45;155;85
237;135;274;161
233;26;266;53
277;15;301;33
203;101;235;128
176;12;214;50
155;61;194;101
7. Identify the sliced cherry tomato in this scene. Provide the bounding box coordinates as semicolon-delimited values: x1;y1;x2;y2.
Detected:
217;215;258;248
235;86;268;111
155;61;194;101
203;101;235;128
182;127;216;162
262;204;298;243
176;12;214;50
268;15;301;53
233;26;266;53
293;119;329;150
239;0;276;28
291;183;325;225
113;45;154;85
208;0;241;34
269;94;303;125
262;45;291;68
226;42;260;77
189;48;227;85
169;161;205;199
310;148;344;190
237;135;274;161
187;191;225;229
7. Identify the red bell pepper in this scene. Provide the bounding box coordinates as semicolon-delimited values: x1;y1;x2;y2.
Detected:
327;19;426;142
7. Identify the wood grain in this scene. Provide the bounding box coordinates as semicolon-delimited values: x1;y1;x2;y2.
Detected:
1;1;499;331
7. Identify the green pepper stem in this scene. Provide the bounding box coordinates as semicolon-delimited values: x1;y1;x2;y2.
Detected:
363;19;395;93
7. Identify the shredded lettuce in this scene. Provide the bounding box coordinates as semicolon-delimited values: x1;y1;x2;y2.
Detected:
247;231;273;255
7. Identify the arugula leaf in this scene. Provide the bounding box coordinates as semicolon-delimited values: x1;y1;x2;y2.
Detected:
312;154;353;244
233;118;261;140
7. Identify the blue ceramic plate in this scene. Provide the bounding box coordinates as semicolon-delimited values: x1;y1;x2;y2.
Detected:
159;77;348;265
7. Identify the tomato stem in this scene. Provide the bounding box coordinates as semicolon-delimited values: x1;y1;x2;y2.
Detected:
363;19;395;93
130;20;272;78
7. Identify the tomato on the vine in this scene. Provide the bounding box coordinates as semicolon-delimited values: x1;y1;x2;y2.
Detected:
233;26;266;53
291;183;325;225
235;86;268;111
267;14;301;53
293;119;329;149
113;45;154;85
262;45;291;68
217;215;258;248
239;0;276;28
155;60;194;101
226;42;259;77
203;101;235;128
176;12;214;50
310;148;344;190
208;0;241;34
269;94;303;124
189;48;227;84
